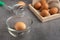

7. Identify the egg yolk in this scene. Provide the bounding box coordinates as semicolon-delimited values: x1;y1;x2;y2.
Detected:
14;22;26;31
17;1;26;7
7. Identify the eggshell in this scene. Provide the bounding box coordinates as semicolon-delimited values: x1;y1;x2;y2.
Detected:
34;2;41;10
49;2;60;9
59;2;60;9
40;10;50;17
49;7;58;15
47;0;59;3
14;22;26;31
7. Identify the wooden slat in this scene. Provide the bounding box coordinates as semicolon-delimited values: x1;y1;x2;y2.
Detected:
43;13;60;22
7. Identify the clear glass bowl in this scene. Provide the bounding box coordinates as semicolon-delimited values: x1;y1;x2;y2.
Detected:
6;15;33;37
12;4;26;16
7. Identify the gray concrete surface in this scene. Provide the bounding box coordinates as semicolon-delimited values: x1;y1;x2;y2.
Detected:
0;0;60;40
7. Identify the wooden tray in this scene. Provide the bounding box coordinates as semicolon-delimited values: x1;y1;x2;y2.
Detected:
29;4;60;22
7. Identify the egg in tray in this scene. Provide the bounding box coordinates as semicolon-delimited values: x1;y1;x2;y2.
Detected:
29;0;60;22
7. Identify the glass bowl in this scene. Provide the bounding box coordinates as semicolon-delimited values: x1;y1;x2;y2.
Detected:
6;15;33;37
11;4;26;16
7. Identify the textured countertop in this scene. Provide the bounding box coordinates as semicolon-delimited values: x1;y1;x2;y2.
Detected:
0;0;60;40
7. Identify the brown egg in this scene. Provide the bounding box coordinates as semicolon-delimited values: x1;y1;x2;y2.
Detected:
41;3;49;10
14;22;26;31
40;10;50;17
40;0;47;5
49;7;58;15
17;1;26;7
34;2;41;10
